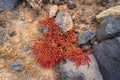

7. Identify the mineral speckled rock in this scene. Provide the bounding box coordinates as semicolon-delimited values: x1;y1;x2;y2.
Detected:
60;55;103;80
93;37;120;80
96;16;120;41
55;11;73;32
78;31;95;45
0;0;20;10
49;5;58;18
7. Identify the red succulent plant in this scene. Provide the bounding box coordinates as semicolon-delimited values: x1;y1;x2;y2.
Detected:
32;18;92;68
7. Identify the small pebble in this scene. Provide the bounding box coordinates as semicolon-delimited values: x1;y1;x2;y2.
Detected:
34;12;39;18
42;0;50;4
10;61;24;72
9;31;17;37
67;1;76;10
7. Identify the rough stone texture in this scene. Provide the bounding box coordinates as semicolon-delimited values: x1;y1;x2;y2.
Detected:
55;11;73;32
93;37;120;80
60;54;103;80
0;0;19;10
49;5;58;18
78;31;95;45
96;5;120;21
96;16;120;41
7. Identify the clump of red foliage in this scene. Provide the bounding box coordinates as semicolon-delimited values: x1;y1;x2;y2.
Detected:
33;18;92;68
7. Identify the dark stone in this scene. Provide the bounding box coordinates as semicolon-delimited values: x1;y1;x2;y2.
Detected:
0;20;5;28
52;0;68;5
93;37;120;80
78;31;95;45
91;16;97;22
34;12;39;18
9;31;17;37
10;61;24;72
39;27;49;33
96;16;120;41
67;1;76;10
0;0;21;10
42;0;50;4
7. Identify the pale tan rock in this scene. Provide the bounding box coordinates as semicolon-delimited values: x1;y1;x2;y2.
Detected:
49;5;58;18
96;5;120;21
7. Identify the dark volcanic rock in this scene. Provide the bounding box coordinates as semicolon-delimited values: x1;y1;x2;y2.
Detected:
52;0;68;5
0;0;20;10
93;37;120;80
42;0;50;4
67;1;76;10
96;16;120;41
78;31;95;45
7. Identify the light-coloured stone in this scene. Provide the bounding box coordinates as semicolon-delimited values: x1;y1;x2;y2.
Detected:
96;5;120;21
60;54;103;80
55;11;73;32
49;5;58;18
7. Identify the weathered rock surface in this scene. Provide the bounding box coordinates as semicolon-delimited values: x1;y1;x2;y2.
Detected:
78;31;95;45
55;11;73;32
93;37;120;80
49;5;58;18
0;0;20;10
60;54;103;80
96;5;120;21
96;16;120;41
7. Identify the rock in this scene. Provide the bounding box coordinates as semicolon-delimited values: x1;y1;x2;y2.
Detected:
67;1;76;10
0;0;20;10
19;21;26;28
42;0;50;4
96;5;120;21
49;5;58;18
96;16;120;41
8;31;17;37
93;37;120;80
60;55;103;80
10;61;24;72
55;11;73;32
78;31;95;45
39;27;49;33
52;0;68;5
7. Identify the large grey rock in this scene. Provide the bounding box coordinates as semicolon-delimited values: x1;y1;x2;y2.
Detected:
0;0;20;10
96;16;120;41
93;37;120;80
78;31;95;45
60;55;103;80
55;11;73;32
